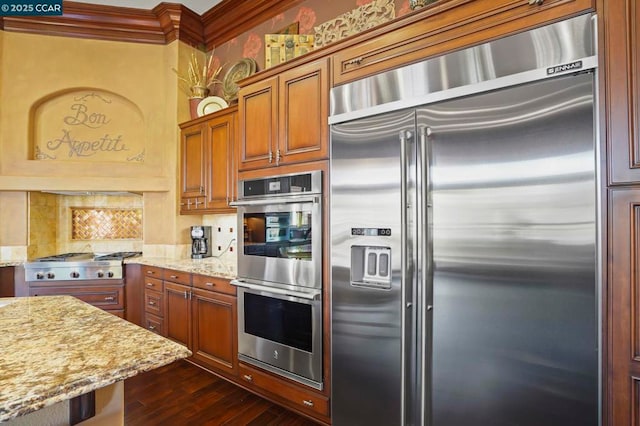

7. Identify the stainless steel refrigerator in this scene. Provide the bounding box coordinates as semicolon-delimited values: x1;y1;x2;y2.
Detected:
330;14;599;426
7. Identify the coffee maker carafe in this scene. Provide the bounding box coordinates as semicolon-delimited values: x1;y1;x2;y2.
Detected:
190;226;212;259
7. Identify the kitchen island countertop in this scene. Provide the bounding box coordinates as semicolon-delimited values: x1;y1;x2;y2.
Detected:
0;295;191;422
125;256;236;280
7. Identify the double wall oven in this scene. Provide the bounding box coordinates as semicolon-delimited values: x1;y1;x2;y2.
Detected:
231;170;323;390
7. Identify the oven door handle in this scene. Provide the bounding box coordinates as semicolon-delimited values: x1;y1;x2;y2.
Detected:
230;279;321;301
229;195;321;207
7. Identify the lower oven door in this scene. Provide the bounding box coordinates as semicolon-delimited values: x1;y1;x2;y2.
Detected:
232;280;323;390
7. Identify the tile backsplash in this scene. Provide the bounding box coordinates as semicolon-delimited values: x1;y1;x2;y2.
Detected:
202;214;237;260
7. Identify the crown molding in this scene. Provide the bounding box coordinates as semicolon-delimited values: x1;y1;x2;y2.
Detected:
0;1;204;46
202;0;305;50
0;0;304;48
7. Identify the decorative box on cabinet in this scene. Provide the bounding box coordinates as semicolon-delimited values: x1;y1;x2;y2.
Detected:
333;0;594;86
180;106;237;214
238;57;329;171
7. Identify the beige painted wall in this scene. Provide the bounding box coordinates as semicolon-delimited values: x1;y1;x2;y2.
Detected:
0;31;203;257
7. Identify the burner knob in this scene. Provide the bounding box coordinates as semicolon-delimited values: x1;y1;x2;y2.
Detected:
107;271;114;278
47;272;55;279
36;272;44;280
70;271;80;278
97;271;104;278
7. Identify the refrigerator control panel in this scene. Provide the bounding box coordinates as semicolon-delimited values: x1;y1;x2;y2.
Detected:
350;245;392;289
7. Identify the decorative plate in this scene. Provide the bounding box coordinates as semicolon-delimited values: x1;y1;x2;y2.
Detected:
197;96;229;117
222;58;258;102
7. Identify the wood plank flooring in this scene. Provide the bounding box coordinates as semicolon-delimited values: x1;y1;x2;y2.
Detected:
124;360;320;425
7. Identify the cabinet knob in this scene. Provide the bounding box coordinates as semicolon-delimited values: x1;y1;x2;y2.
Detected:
303;400;314;407
243;374;253;382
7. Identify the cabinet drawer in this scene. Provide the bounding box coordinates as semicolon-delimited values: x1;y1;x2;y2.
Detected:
144;276;164;292
192;275;236;296
238;363;329;418
30;285;124;310
142;265;164;279
144;313;164;335
144;289;164;316
163;269;192;286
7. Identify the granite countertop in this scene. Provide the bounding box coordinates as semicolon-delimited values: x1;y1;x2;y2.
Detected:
0;261;22;267
0;296;191;422
126;256;237;280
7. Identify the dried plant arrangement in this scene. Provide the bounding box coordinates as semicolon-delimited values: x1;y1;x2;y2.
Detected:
173;51;223;98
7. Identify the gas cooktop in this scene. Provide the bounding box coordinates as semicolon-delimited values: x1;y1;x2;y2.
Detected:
32;252;142;262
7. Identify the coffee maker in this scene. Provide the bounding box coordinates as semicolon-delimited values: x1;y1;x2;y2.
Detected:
190;226;212;259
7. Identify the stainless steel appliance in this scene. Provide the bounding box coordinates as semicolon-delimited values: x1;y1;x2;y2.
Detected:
24;251;141;282
330;14;599;426
231;170;323;389
190;225;212;259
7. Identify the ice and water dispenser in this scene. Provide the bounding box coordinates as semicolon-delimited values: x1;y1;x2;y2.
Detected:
350;243;392;290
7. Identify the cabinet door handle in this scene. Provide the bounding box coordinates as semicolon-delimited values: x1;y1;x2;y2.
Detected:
302;400;314;407
268;151;273;163
276;149;281;165
104;296;115;301
243;374;253;382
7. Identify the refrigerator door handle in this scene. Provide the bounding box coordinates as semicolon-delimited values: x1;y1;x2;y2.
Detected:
418;125;433;425
399;129;412;426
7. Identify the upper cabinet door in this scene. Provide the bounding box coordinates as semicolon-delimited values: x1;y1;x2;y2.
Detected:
278;58;329;166
206;111;236;211
603;0;640;184
180;122;206;198
238;77;278;171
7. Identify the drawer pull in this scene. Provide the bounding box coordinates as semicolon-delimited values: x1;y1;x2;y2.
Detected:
148;325;156;331
243;374;253;382
104;296;115;301
149;301;156;306
170;275;178;279
146;282;154;287
205;282;215;287
303;400;314;407
345;57;363;67
528;0;544;4
146;270;155;275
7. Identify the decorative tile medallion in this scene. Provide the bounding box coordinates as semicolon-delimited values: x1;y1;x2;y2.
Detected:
71;208;142;240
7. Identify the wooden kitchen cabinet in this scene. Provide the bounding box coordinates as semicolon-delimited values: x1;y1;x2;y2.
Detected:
124;263;143;326
333;0;594;86
600;0;639;184
607;188;640;424
238;57;329;172
30;281;125;317
238;362;330;422
180;106;237;214
191;286;237;377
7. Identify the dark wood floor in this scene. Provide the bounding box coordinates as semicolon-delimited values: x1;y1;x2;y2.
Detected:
124;360;320;425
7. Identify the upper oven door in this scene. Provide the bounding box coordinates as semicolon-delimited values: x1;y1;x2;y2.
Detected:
235;194;322;289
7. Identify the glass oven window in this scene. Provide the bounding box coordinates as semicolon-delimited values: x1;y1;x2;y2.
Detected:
244;292;312;352
243;212;312;260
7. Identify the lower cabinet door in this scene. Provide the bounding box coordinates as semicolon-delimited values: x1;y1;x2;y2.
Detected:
164;282;191;348
191;288;238;377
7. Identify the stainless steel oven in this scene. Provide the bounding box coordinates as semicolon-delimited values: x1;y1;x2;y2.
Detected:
233;170;322;290
231;170;323;389
232;281;323;389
